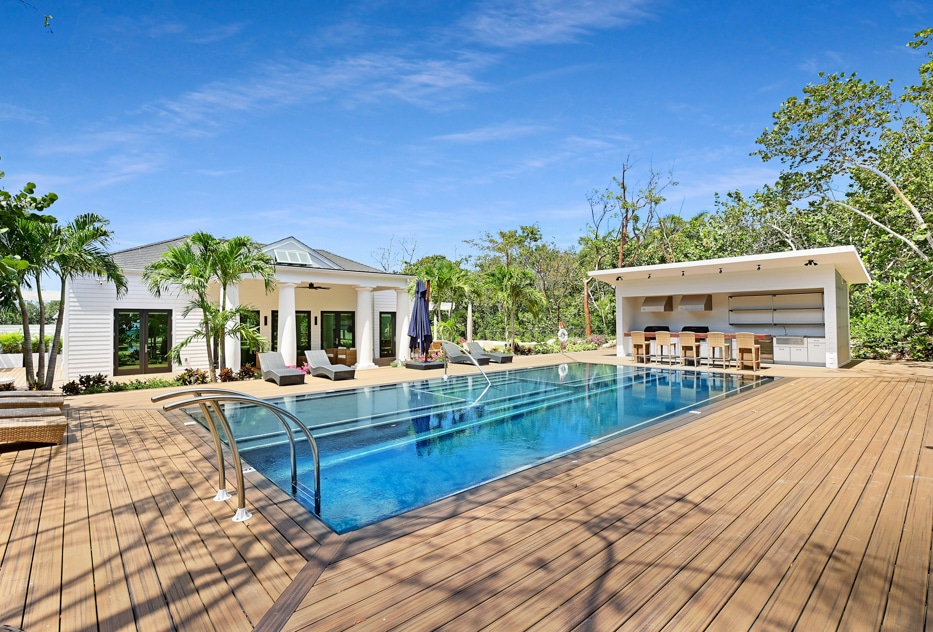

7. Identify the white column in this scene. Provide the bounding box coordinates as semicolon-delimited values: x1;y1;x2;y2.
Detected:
355;286;377;369
277;282;297;366
467;302;473;342
224;284;241;370
616;284;630;358
396;288;411;361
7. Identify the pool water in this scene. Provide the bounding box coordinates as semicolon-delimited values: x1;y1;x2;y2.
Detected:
207;363;772;533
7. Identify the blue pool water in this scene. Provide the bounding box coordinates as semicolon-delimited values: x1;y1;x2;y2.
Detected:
204;363;772;533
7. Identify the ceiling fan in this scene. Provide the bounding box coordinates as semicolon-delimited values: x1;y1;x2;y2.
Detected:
302;282;331;290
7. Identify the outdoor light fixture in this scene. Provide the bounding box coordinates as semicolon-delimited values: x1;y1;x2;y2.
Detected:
616;276;623;281
757;264;761;271
648;274;651;279
263;315;268;326
719;267;723;274
804;259;818;266
681;271;685;276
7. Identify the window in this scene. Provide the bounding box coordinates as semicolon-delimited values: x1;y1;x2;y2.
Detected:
379;312;396;357
273;249;315;265
321;311;355;349
239;310;261;367
114;310;172;375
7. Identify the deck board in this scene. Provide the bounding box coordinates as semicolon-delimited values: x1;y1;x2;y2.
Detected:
2;358;933;631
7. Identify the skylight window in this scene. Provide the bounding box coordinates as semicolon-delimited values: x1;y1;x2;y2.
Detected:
274;249;315;265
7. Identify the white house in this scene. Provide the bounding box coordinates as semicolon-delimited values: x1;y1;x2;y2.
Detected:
60;236;412;380
588;246;871;368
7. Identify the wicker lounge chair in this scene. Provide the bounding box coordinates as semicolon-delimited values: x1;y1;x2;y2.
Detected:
441;341;490;366
466;341;513;364
258;352;306;386
305;350;356;381
0;390;68;445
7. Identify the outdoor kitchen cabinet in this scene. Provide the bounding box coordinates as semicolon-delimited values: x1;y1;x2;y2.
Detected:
728;292;824;326
807;337;826;364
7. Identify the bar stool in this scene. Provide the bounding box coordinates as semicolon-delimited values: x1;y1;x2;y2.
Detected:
707;332;731;369
631;331;650;364
735;332;761;371
654;330;677;365
679;331;701;367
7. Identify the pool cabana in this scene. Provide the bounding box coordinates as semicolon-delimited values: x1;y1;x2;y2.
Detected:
588;246;870;368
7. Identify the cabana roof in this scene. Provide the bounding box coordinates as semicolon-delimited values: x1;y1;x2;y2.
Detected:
589;245;871;286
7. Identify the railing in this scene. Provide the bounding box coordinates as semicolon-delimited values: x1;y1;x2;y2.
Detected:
439;340;492;386
152;387;321;522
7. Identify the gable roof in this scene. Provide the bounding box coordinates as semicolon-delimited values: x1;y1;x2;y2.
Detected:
111;235;384;274
111;236;191;270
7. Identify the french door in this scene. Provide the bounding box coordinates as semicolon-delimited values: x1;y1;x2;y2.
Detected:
114;310;172;375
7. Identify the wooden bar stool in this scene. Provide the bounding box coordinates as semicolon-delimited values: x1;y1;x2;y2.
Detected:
679;331;701;367
653;331;676;365
631;331;650;364
707;332;731;369
735;332;761;371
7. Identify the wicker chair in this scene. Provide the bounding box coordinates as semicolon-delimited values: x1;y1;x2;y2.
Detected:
679;331;702;367
707;332;731;369
653;331;677;365
735;332;761;371
631;331;650;364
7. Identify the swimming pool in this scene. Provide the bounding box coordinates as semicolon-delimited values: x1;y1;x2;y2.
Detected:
201;363;772;533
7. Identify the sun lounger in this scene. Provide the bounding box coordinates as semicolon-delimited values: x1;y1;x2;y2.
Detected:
466;341;513;364
305;350;356;381
258;352;306;386
441;341;490;366
0;390;68;445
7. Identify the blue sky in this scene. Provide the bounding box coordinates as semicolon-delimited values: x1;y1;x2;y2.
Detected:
1;1;930;269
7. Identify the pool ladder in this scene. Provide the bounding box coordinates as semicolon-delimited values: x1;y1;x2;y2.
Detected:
152;387;321;522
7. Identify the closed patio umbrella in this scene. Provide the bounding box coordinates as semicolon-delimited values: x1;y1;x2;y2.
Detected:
408;279;433;360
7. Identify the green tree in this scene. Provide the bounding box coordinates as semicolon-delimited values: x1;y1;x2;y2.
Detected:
484;264;545;350
210;235;276;370
755;28;933;277
580;161;676;335
144;238;217;380
143;232;274;381
42;213;127;389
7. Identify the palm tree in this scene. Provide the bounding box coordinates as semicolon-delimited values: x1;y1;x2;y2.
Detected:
209;235;275;370
43;213;127;389
143;239;216;380
485;265;545;350
143;232;275;381
0;216;54;388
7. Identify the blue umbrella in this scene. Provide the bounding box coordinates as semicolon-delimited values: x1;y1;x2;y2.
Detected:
408;278;433;359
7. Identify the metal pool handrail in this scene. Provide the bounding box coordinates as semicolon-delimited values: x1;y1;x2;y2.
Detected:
439;339;492;388
152;387;321;521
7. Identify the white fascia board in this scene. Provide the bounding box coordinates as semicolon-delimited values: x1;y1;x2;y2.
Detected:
590;245;870;286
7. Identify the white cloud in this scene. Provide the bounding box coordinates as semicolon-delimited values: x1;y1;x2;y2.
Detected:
144;52;491;130
433;122;549;143
461;0;654;47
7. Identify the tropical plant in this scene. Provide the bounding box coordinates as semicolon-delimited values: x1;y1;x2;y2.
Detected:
484;264;545;350
143;232;275;382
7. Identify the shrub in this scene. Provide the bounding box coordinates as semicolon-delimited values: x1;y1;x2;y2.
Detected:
178;368;210;385
0;331;24;353
237;364;259;380
62;380;81;395
218;367;237;382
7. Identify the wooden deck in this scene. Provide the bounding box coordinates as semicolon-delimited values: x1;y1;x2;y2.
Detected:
1;356;932;630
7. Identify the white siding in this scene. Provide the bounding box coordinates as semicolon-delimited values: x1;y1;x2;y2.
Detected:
63;272;208;380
